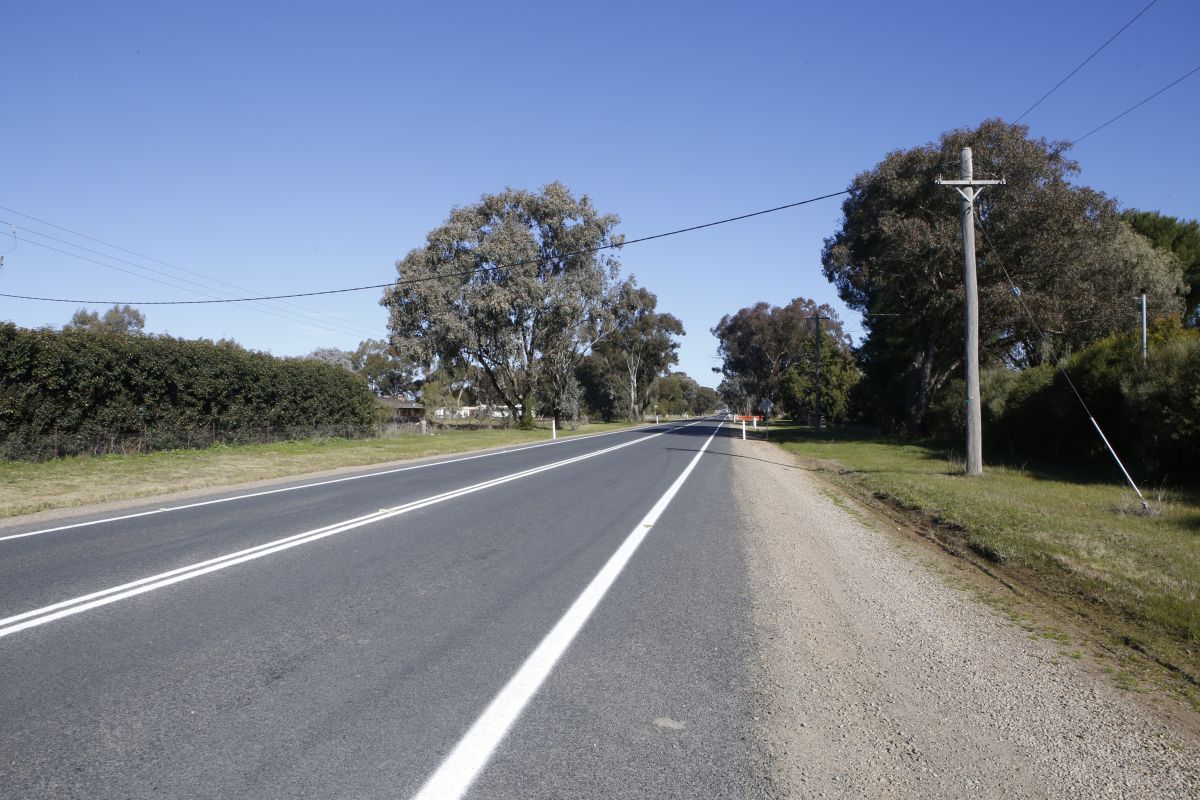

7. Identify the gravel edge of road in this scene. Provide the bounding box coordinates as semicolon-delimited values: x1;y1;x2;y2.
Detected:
733;435;1200;799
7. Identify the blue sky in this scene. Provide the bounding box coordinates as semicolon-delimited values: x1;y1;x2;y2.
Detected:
3;0;1197;386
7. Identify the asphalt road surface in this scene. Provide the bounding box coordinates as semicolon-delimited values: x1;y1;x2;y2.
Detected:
1;419;754;799
9;418;1198;799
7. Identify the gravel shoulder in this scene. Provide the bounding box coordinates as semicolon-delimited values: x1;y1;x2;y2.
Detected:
733;435;1200;799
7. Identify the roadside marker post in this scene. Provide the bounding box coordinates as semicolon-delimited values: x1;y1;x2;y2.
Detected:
734;415;762;441
551;418;556;440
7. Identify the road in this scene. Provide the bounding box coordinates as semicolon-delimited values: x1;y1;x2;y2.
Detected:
5;418;1198;799
1;419;754;799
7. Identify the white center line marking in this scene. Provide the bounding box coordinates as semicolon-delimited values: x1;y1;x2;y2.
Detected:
409;423;720;800
0;421;708;639
0;423;658;544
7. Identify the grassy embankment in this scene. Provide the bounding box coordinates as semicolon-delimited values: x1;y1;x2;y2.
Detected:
763;419;1199;706
0;421;639;519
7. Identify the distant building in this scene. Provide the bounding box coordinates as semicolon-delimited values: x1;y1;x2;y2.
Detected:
375;397;425;422
434;404;513;419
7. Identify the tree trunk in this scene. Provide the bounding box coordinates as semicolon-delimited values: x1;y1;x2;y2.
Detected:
519;387;535;430
903;335;937;436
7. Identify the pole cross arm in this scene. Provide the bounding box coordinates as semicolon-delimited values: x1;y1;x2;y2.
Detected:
934;178;1006;185
935;177;1004;204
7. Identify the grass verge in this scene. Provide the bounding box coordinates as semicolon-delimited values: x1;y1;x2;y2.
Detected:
761;420;1200;708
0;421;639;519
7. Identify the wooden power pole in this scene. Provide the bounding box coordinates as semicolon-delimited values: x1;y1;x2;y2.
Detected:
936;148;1003;476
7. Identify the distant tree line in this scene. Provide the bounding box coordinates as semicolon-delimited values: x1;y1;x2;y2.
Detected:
0;323;377;460
712;297;859;424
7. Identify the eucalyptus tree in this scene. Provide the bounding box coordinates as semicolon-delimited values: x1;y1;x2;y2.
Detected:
305;347;354;370
822;119;1185;434
351;339;419;398
712;297;852;418
1122;209;1199;324
382;183;626;428
65;304;146;335
587;285;685;421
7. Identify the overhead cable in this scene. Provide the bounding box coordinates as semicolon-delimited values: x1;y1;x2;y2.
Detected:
0;222;380;339
0;208;382;338
2;230;382;340
1013;0;1160;124
0;190;849;306
1071;63;1200;145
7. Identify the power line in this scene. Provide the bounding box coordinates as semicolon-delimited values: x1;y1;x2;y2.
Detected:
9;234;390;340
1013;0;1160;124
1;221;381;339
1071;62;1200;145
0;190;849;306
3;231;382;340
0;208;383;338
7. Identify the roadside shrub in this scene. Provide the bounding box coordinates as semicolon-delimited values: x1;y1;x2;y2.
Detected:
0;324;377;460
979;322;1200;478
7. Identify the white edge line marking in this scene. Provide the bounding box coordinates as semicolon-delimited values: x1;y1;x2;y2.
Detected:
0;421;708;638
0;423;660;543
410;423;720;800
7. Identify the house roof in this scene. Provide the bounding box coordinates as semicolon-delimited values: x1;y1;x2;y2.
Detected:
375;397;424;410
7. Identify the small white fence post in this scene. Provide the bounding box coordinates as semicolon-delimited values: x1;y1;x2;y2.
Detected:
551;418;556;440
741;420;746;440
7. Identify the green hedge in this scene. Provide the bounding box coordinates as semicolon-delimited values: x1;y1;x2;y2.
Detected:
928;323;1200;479
0;324;378;460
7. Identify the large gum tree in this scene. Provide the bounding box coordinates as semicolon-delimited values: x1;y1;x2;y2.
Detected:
382;183;626;428
821;119;1185;434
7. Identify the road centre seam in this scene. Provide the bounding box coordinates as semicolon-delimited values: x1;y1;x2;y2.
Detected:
410;422;721;800
0;422;663;544
0;420;709;639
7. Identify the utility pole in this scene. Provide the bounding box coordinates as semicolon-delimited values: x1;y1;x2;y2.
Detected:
936;148;1003;476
